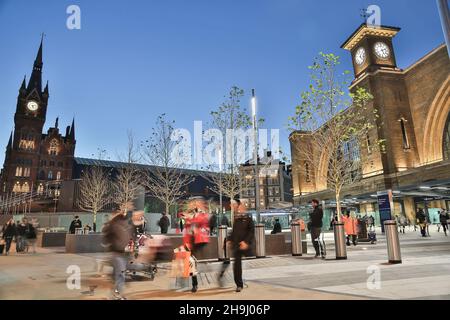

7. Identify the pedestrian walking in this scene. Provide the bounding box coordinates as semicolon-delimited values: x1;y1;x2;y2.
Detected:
23;218;37;254
102;211;133;300
158;213;170;234
309;199;325;259
209;212;218;236
2;219;17;255
439;210;449;236
218;199;255;292
69;216;82;234
221;214;230;227
367;215;375;229
416;209;427;237
343;211;358;246
16;219;27;253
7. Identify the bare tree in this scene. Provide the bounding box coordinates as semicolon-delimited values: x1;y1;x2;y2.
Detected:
201;86;264;220
288;53;379;221
112;130;143;214
77;165;111;230
142;114;193;218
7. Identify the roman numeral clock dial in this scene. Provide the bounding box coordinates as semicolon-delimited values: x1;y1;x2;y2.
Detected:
355;47;366;65
374;42;390;59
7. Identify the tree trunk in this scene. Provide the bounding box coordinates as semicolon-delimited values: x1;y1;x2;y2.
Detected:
335;192;342;223
93;211;97;231
165;202;170;216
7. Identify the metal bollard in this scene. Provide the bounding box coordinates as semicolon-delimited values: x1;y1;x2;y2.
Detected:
217;225;228;261
291;223;302;256
255;224;266;258
333;222;347;260
384;220;402;264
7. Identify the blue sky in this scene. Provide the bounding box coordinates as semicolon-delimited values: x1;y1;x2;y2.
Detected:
0;0;446;166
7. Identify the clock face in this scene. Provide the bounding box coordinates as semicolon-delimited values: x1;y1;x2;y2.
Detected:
355;47;366;66
27;101;39;111
374;42;390;59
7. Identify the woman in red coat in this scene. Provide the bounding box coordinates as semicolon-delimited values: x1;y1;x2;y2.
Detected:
342;211;358;246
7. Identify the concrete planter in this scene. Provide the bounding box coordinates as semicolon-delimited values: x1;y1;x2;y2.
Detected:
65;233;107;253
37;231;67;247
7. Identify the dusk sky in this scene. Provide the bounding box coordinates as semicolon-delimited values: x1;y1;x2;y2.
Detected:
0;0;446;167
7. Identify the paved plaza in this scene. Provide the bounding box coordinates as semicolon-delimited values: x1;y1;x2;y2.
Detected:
1;227;449;300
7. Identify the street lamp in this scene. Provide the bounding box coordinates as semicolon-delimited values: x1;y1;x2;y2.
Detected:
251;89;261;224
218;147;223;223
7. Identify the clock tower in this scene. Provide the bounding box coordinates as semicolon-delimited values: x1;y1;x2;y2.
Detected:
0;37;76;202
341;24;401;79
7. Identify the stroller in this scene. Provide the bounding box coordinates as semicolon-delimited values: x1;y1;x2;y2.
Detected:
368;225;377;244
125;233;173;280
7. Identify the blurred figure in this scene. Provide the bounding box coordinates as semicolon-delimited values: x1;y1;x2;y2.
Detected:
69;216;82;234
271;218;282;234
220;214;230;227
103;210;133;300
158;213;170;234
218;199;254;292
367;215;375;229
397;215;407;234
132;210;146;236
2;219;17;255
342;211;358;246
439;210;449;236
84;224;92;233
209;212;217;236
416;208;427;237
310;199;325;259
23;218;37;254
16;219;27;253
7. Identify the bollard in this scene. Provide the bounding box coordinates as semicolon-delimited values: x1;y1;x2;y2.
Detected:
291;222;302;256
384;220;402;264
333;222;347;260
255;224;266;258
217;225;228;261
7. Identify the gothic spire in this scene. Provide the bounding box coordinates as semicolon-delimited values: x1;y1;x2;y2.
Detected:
6;131;13;150
27;35;44;93
69;117;75;140
20;75;26;91
55;117;59;129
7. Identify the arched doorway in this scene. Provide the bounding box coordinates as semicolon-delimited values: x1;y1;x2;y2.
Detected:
444;112;450;160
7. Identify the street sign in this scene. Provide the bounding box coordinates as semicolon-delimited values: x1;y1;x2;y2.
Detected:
377;190;394;233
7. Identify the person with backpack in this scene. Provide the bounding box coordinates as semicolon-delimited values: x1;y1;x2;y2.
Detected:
102;211;133;300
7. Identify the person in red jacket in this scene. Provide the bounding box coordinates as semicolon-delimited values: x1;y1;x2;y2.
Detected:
342;211;358;246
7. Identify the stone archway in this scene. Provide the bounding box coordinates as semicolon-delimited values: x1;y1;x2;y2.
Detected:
422;76;450;164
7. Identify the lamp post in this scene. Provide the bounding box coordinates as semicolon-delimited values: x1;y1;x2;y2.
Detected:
251;89;261;224
218;148;223;223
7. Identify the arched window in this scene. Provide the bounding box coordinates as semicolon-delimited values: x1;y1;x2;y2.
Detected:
48;171;53;180
56;171;61;180
22;182;30;193
19;129;35;150
37;183;44;195
15;167;23;177
49;139;59;156
444;113;450;160
13;182;21;193
39;170;46;180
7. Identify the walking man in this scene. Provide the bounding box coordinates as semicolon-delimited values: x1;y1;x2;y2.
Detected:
439;210;449;236
310;199;325;259
218;199;255;292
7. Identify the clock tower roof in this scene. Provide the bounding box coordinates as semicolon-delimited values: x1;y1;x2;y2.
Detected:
341;23;400;51
27;36;44;93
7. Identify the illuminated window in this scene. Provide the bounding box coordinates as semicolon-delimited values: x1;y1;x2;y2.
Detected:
23;167;31;177
19;130;35;150
48;171;53;180
37;183;44;195
22;182;30;193
13;182;21;193
56;171;61;180
15;167;23;177
49;139;59;156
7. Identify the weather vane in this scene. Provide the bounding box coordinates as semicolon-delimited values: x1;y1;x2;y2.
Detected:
360;8;369;23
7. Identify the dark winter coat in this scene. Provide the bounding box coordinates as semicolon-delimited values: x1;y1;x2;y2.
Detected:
2;223;17;238
158;215;170;234
440;212;449;223
103;214;133;253
271;222;282;234
228;214;255;250
69;219;82;234
310;207;323;228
